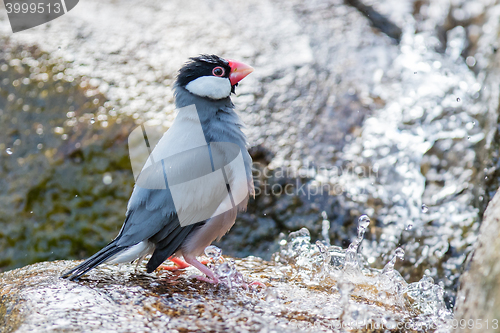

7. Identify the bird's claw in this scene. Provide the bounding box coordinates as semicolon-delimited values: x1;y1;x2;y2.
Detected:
248;281;267;289
160;257;190;271
189;274;219;284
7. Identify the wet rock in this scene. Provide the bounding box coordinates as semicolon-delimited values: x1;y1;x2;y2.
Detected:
0;38;137;270
0;0;499;310
0;0;384;270
0;250;448;333
453;189;500;333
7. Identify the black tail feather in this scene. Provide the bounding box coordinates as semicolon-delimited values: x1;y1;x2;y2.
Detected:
61;241;126;281
146;223;199;273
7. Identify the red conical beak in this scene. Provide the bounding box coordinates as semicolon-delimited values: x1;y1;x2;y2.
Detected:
227;59;254;86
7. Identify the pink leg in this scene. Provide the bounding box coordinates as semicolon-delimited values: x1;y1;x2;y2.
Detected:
160;257;210;271
249;281;266;289
169;257;190;269
160;256;190;271
184;256;219;284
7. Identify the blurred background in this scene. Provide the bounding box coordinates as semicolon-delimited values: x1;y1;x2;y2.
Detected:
1;0;499;310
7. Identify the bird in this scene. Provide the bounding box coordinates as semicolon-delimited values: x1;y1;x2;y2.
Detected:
61;55;255;283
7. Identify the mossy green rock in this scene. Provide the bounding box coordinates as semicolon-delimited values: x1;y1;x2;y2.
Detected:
0;38;317;272
0;38;137;270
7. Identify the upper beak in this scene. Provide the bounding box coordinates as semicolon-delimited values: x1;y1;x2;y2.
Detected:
227;59;254;86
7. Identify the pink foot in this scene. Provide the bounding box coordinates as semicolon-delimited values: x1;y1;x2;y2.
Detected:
249;281;267;289
160;256;190;271
160;257;210;271
184;255;219;284
189;274;219;284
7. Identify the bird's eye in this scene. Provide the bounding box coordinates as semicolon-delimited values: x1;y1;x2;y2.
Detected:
212;67;225;77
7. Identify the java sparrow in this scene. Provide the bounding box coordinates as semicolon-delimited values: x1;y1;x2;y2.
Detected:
62;55;255;283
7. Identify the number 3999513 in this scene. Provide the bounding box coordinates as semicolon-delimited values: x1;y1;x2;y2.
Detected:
5;2;62;14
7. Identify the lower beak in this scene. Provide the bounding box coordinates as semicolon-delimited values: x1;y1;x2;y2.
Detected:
227;59;254;86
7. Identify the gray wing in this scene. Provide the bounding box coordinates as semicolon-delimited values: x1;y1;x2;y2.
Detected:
61;185;201;280
117;185;178;245
118;185;206;272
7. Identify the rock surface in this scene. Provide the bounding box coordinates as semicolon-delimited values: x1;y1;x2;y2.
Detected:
453;188;500;333
0;259;388;333
0;0;389;269
0;39;137;269
0;241;452;333
1;0;500;312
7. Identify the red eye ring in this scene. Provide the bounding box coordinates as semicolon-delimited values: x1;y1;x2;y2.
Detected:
212;66;225;77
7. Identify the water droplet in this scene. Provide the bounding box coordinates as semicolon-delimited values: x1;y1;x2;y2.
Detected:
406;224;413;230
90;117;95;124
58;46;61;50
217;262;232;277
322;215;330;246
485;176;489;180
421;204;428;213
337;280;355;306
467;136;470;140
6;148;12;155
358;215;370;229
102;173;113;185
466;56;476;67
457;97;461;102
289;228;311;242
316;240;331;269
395;247;405;260
289;228;311;254
264;288;278;303
205;245;222;261
316;240;328;253
419;275;434;291
75;195;78;198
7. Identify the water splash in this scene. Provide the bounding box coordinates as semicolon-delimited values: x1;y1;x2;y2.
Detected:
273;216;452;330
315;240;331;275
202;246;262;291
321;211;330;246
421;204;429;213
204;245;222;262
326;17;485;302
343;215;370;278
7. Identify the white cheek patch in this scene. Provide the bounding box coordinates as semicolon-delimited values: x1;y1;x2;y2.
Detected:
185;76;231;100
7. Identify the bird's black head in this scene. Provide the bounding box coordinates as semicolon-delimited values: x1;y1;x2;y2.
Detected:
175;54;254;100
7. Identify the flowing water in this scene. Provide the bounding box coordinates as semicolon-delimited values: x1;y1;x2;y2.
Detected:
1;218;453;332
1;0;500;331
